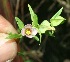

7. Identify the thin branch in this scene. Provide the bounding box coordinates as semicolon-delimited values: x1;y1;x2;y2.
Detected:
15;0;20;16
21;0;24;21
48;1;56;11
34;0;46;12
14;0;20;28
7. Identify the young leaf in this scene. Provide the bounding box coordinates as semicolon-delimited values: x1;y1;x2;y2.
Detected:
7;33;22;39
50;16;65;26
28;4;38;27
15;17;24;30
50;7;63;20
39;20;50;33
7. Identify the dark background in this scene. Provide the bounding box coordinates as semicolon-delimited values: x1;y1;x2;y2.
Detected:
0;0;70;62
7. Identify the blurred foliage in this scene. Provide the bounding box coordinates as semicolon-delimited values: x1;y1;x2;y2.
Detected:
0;0;70;62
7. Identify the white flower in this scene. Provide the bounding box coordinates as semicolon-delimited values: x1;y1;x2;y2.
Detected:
21;24;37;38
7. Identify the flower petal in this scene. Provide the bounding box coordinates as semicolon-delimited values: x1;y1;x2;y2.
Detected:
25;24;32;29
32;27;37;36
21;24;37;38
21;28;25;36
25;34;33;38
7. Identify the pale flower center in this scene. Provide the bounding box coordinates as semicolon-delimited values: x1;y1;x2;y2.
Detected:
25;28;32;35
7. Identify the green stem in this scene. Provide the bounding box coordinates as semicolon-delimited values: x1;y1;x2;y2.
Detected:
40;33;42;43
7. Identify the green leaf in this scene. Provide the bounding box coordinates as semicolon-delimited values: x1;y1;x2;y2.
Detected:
7;33;22;39
50;7;63;20
39;26;47;33
50;16;65;26
15;17;24;30
33;36;39;41
41;20;50;26
39;20;50;33
28;4;38;27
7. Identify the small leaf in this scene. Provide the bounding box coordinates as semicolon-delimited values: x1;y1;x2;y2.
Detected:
15;17;24;30
50;7;63;20
7;33;22;39
39;26;47;33
39;20;50;33
50;16;65;26
28;4;38;27
41;20;50;26
33;36;39;41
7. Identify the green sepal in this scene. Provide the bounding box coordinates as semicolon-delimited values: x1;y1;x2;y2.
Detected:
33;36;39;41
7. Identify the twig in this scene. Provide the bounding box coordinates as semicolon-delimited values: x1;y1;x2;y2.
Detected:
14;0;20;28
15;0;20;16
48;1;56;11
20;0;24;21
34;0;46;12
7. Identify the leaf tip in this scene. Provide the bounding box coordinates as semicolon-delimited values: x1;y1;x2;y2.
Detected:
28;4;30;7
15;17;18;21
60;7;63;12
15;17;17;19
61;7;63;9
